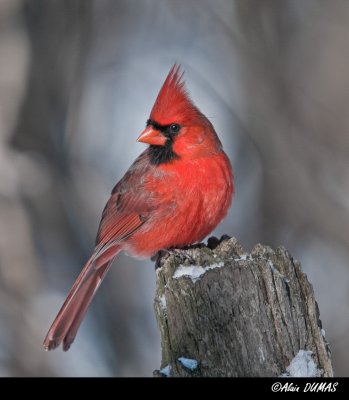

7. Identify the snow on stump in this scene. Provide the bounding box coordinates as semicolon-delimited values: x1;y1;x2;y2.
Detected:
153;237;333;377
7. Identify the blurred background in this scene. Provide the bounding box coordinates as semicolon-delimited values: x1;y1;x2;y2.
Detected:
0;0;348;376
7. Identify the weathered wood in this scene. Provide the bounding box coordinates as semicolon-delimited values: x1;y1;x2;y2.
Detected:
154;237;333;377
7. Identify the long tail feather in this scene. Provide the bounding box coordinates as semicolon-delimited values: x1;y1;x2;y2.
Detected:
43;246;119;351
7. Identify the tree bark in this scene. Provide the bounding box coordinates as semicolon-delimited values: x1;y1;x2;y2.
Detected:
153;237;333;377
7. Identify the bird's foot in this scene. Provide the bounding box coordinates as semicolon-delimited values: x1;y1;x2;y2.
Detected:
152;250;169;270
207;234;231;250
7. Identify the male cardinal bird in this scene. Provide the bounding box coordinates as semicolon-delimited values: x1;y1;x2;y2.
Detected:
43;65;234;351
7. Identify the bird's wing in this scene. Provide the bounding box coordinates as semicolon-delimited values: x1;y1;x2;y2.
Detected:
95;151;155;249
95;209;146;250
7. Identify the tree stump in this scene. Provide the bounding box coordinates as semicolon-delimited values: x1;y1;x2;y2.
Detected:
153;237;333;377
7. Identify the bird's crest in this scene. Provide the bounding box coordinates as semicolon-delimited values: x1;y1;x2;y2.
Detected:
150;64;200;124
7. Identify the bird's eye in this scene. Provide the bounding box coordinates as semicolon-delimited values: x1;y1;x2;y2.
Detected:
169;124;180;134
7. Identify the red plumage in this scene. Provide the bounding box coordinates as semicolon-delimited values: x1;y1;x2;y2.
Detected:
43;64;234;351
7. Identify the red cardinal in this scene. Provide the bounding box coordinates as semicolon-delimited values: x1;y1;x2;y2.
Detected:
43;65;234;351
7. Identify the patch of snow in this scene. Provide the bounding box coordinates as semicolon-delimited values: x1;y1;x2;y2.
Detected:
321;329;326;338
178;357;198;370
160;365;171;377
173;262;224;283
159;294;167;311
281;350;322;377
236;254;248;261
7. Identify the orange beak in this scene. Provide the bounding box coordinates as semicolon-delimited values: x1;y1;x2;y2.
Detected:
137;126;166;146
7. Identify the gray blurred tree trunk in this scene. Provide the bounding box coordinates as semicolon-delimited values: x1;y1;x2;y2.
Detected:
154;238;333;377
9;0;161;376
